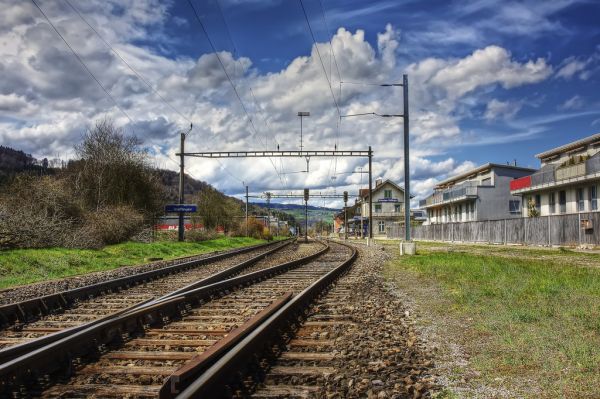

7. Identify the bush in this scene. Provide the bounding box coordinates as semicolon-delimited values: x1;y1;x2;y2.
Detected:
82;205;144;245
185;228;218;242
0;175;82;249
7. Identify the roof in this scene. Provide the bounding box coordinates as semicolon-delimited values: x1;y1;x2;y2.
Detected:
536;132;600;160
436;163;536;188
359;179;413;199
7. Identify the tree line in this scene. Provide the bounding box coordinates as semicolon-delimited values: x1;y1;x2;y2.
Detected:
0;119;294;249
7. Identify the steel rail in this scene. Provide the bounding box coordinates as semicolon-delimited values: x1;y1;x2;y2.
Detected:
175;240;357;398
0;239;294;364
0;239;290;327
0;241;330;392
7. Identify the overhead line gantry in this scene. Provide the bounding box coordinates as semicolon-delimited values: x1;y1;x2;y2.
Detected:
179;149;375;241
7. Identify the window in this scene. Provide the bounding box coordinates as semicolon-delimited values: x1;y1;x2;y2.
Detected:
374;204;382;213
384;189;392;199
378;221;385;233
535;194;541;210
471;202;476;219
509;200;521;214
559;190;566;213
481;177;492;186
457;204;462;221
577;188;585;212
590;186;598;211
549;192;555;214
394;204;401;213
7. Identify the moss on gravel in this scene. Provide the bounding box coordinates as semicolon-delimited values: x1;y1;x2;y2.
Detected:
0;237;264;289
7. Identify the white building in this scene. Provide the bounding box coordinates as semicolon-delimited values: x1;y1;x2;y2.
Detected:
510;133;600;216
421;163;535;224
354;178;409;236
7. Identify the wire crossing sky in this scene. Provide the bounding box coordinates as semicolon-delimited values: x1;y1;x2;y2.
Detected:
1;0;599;207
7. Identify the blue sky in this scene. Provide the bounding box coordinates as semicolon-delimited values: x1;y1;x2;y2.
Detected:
1;0;599;205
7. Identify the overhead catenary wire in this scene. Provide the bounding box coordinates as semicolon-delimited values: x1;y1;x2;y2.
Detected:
63;0;192;125
298;0;341;117
187;0;286;189
30;0;133;124
214;0;289;189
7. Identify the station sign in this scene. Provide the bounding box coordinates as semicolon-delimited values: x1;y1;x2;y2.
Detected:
378;198;399;203
165;204;198;213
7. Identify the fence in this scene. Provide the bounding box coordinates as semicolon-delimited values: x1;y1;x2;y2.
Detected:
387;211;600;246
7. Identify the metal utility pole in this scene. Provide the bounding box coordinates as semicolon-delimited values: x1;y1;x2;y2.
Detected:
368;146;373;241
178;132;185;242
304;188;309;242
245;185;249;237
298;112;310;153
266;192;271;234
177;124;192;241
343;191;348;240
403;74;411;242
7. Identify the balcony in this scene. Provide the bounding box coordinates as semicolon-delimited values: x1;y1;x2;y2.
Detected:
511;154;600;193
420;182;478;208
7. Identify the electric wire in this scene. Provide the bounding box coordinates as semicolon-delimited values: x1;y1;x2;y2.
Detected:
298;0;341;117
214;0;289;189
187;0;286;190
30;0;133;124
63;0;192;125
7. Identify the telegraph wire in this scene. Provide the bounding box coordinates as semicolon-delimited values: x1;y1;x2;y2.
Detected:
187;0;286;189
30;0;133;124
63;0;192;125
213;0;289;189
298;0;341;117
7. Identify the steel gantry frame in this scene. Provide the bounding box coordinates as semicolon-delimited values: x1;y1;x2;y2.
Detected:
181;149;376;240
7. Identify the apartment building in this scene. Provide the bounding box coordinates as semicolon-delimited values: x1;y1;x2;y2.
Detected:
510;133;600;216
420;163;535;224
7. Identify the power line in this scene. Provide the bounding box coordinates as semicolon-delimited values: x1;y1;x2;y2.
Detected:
186;0;286;188
298;0;341;117
30;0;133;124
63;0;192;125
213;0;288;189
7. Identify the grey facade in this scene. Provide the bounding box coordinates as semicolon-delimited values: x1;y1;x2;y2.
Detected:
420;163;535;224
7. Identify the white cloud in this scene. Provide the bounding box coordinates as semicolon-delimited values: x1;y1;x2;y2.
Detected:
559;95;584;110
555;55;597;80
484;99;522;120
0;1;556;202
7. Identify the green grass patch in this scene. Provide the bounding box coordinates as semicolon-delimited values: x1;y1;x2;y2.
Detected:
386;248;600;397
0;237;265;289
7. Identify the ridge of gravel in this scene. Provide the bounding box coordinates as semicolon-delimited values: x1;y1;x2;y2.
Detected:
322;242;436;398
254;241;435;398
0;241;282;306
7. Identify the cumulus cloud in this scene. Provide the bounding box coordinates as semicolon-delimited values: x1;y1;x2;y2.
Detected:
0;1;556;204
424;46;551;99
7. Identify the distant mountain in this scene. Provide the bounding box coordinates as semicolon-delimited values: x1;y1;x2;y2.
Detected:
252;202;338;212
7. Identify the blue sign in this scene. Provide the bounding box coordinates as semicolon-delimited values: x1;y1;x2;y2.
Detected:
165;204;197;213
378;198;399;203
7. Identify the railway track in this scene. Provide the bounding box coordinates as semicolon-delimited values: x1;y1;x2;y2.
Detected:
0;240;355;398
174;240;359;398
0;239;297;362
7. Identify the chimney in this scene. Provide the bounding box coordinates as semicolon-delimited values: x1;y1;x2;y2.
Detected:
375;178;383;187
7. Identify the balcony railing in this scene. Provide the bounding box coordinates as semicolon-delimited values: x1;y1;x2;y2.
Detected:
512;154;600;192
421;182;478;207
555;163;586;180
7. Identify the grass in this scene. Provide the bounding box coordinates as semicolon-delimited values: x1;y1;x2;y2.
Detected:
385;246;600;398
0;237;265;289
